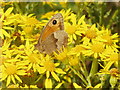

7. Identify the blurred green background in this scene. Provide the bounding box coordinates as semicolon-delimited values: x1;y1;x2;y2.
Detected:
3;2;120;34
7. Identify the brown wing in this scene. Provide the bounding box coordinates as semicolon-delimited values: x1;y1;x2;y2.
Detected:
39;13;64;42
40;34;57;54
54;30;68;50
39;30;68;55
35;13;68;54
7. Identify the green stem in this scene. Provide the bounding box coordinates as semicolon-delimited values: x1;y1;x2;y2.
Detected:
87;59;98;86
69;66;88;86
89;59;98;76
99;3;104;26
107;9;119;29
80;57;89;79
14;2;23;14
34;74;44;84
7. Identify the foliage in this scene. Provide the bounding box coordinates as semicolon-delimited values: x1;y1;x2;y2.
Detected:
0;1;120;89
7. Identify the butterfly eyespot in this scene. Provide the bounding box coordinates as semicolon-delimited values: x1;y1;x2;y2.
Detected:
52;20;57;25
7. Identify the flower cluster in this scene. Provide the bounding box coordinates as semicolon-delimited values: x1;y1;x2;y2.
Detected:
1;4;119;89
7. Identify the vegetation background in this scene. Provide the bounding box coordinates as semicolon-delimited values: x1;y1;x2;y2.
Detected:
1;1;120;89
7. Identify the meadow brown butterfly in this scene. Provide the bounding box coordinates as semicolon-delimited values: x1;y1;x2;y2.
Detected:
35;13;68;54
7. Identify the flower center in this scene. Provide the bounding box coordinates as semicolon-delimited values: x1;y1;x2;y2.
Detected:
6;65;17;75
43;61;55;72
85;30;97;39
102;35;112;45
91;43;104;53
110;53;118;61
28;54;38;64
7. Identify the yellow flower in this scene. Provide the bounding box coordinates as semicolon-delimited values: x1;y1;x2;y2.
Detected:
100;28;119;52
38;55;66;88
0;7;14;39
81;24;101;45
98;68;119;88
65;14;84;44
41;9;73;27
0;63;26;86
82;41;105;58
54;47;68;62
1;39;22;62
109;68;119;77
68;45;87;56
59;9;73;21
21;16;40;34
69;56;79;66
20;40;41;72
102;52;119;70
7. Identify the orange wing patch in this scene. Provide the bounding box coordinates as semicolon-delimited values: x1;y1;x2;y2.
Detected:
41;25;60;41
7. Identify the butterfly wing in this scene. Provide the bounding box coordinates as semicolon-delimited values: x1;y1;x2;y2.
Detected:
40;13;64;42
35;13;68;54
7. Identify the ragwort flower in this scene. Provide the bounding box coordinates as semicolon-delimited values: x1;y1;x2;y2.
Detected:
0;62;26;86
19;40;41;72
54;47;68;62
82;41;105;58
100;28;119;52
0;7;14;39
81;24;101;45
65;14;85;44
38;55;66;88
102;52;119;70
68;44;87;56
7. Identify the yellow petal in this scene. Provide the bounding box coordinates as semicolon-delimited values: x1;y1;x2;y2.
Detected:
4;20;14;25
14;74;22;83
94;53;98;58
26;39;30;48
55;68;66;74
55;82;63;88
104;61;114;70
16;70;26;75
94;83;101;88
4;7;13;16
78;15;85;25
73;83;82;88
54;63;60;67
45;78;52;88
3;26;14;30
2;29;10;38
46;71;50;78
73;34;77;40
1;73;7;81
6;75;11;86
51;72;60;82
38;67;46;74
11;75;16;84
75;31;82;36
27;63;32;70
33;64;36;72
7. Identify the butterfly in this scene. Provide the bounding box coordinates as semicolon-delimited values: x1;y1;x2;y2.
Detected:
35;13;68;55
